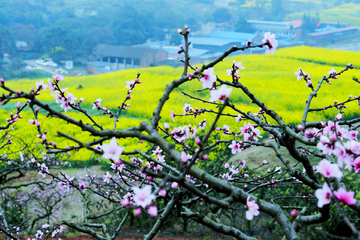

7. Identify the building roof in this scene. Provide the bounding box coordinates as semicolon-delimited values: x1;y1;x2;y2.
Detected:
308;26;359;37
91;44;164;58
283;20;303;28
208;31;258;40
189;37;242;46
247;20;292;27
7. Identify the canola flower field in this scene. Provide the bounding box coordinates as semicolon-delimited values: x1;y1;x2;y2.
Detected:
1;46;360;160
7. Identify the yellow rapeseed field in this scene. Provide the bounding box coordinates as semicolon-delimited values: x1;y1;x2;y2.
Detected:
1;46;360;160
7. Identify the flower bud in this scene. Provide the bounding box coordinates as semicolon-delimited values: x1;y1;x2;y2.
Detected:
177;29;183;34
195;137;201;145
36;107;40;113
16;91;20;94
50;141;56;147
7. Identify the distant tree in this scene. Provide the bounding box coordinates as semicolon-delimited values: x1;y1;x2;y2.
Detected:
234;16;254;33
169;29;182;45
302;12;320;35
111;5;147;46
34;19;83;60
268;0;286;21
213;8;233;23
10;24;39;47
0;24;15;57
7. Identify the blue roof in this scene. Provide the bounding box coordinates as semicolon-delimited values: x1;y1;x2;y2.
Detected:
189;37;242;46
209;31;258;40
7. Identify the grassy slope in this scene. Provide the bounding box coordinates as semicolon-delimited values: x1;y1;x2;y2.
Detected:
1;46;360;160
285;3;360;26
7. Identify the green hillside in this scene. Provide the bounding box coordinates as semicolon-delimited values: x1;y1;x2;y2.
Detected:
285;3;360;26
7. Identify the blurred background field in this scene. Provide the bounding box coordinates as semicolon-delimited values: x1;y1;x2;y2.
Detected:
1;46;360;160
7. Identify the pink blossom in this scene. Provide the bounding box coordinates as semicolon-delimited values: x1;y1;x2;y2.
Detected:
315;182;332;208
224;163;229;168
317;159;343;178
294;69;303;81
233;60;245;70
52;75;64;81
125;79;135;89
147;205;158;217
344;139;360;155
102;137;124;162
200;68;217;89
132;185;156;208
79;182;86;191
228;140;241;154
170;110;175;122
334;188;357;205
48;78;55;94
235;114;242;122
262;32;278;56
181;150;188;164
152;146;162;156
209;85;232;103
263;160;268;165
92;98;102;109
103;171;112;183
353;157;360;173
35;80;48;91
327;68;337;76
245;196;259;220
164;122;169;131
60;100;72;113
333;142;352;168
316;135;335;155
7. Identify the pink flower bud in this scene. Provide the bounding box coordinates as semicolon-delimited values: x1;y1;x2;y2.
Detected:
42;134;46;141
27;99;31;103
31;86;34;91
215;127;221;131
159;189;167;197
50;141;56;147
297;124;303;131
171;182;179;189
164;122;169;131
16;101;21;108
134;208;142;217
29;119;35;125
79;97;84;102
186;28;190;33
195;137;201;145
290;210;298;216
16;91;20;94
201;154;208;160
179;45;183;49
139;139;143;144
0;78;4;83
36;107;40;113
35;120;40;127
244;185;248;189
177;29;183;34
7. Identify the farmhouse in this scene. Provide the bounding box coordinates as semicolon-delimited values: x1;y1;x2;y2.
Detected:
247;20;302;39
87;44;168;74
306;26;360;45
